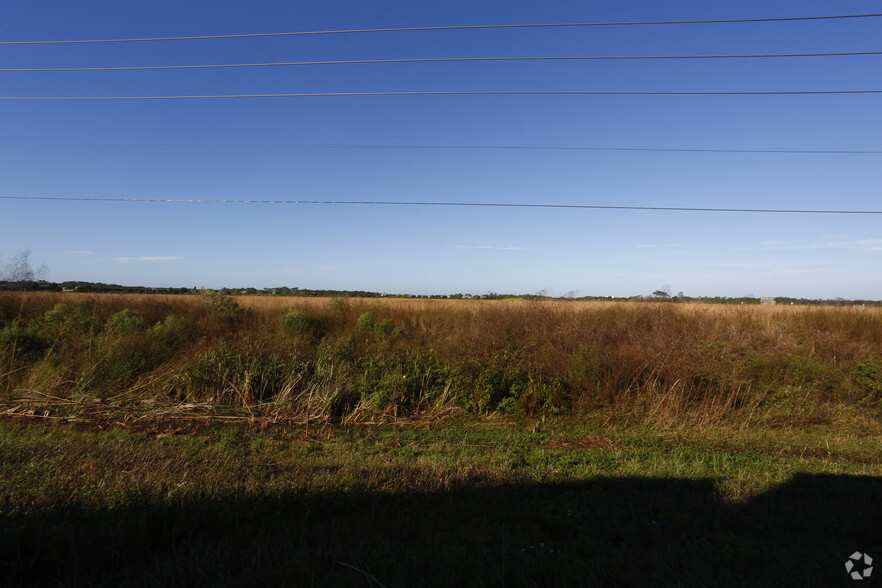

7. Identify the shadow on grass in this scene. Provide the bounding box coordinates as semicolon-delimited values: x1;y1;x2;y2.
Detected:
2;474;880;587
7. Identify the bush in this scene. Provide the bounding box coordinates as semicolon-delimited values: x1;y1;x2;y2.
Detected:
356;312;398;337
357;312;375;332
0;321;49;362
850;361;882;403
196;290;243;322
281;309;310;335
106;309;145;334
147;314;184;341
42;300;98;337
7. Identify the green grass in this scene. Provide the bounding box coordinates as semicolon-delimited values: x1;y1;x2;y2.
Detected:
2;414;880;586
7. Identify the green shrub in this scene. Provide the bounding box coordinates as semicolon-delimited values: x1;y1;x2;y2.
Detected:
0;321;49;362
467;347;530;412
281;309;310;335
357;312;376;332
355;313;398;337
106;309;145;334
850;361;882;403
196;290;243;322
148;314;184;340
358;349;452;414
42;300;98;337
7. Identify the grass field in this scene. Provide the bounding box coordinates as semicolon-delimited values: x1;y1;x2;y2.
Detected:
1;292;880;585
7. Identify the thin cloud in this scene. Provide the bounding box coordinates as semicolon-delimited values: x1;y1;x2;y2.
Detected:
636;243;685;249
63;250;93;255
113;256;182;263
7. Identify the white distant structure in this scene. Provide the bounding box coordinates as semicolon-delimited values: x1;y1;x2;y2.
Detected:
760;297;776;306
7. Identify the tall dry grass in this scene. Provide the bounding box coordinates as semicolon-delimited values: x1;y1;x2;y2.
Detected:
1;291;880;426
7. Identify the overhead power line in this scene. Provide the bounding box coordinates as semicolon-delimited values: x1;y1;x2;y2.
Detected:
4;51;881;72
2;89;881;101
1;144;880;154
2;13;880;44
1;195;880;215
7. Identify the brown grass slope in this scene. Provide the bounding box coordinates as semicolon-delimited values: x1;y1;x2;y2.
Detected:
1;292;880;427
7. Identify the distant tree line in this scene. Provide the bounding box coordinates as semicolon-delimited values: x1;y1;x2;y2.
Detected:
4;249;877;304
0;280;877;306
0;280;195;295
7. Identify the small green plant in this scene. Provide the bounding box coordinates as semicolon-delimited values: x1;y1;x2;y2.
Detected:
0;320;48;362
281;309;310;335
356;313;398;337
196;289;243;322
147;314;184;339
42;300;97;336
106;309;145;334
850;361;882;403
357;312;376;332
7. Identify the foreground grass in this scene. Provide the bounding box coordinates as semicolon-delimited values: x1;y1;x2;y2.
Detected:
2;414;880;587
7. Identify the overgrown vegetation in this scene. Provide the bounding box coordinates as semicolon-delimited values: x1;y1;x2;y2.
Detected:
1;292;880;428
2;292;880;585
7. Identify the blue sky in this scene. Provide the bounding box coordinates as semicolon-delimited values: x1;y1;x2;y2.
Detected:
1;0;880;298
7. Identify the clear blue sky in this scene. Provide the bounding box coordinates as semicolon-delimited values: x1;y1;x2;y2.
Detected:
1;0;880;298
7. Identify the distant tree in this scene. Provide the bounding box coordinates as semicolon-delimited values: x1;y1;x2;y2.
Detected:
1;250;47;288
651;284;672;299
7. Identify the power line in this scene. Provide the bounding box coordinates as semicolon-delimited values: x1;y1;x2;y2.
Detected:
1;195;880;214
3;89;881;100
1;144;880;154
4;51;881;72
2;13;880;45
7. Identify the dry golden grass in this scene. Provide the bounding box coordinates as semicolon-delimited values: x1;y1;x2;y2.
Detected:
30;290;880;316
237;294;881;315
3;291;881;429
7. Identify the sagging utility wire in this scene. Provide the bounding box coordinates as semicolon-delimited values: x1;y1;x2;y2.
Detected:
2;13;880;44
1;195;880;215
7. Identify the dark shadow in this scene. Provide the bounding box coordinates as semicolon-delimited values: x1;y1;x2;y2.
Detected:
2;473;880;587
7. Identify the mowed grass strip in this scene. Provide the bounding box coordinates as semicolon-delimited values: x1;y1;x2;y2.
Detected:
1;415;880;586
